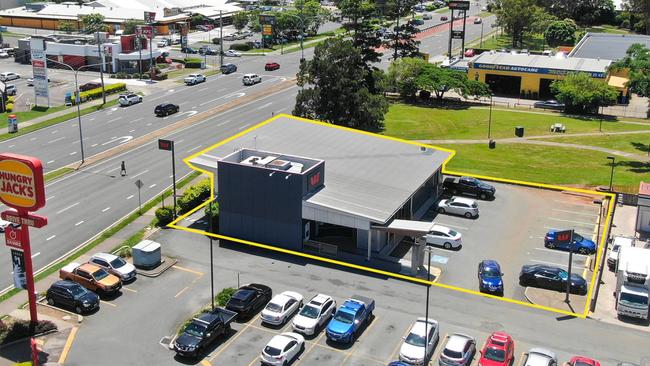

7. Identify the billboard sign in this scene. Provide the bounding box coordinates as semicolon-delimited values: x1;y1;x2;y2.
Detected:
144;11;156;24
180;23;189;48
11;249;26;290
158;139;174;151
553;229;573;246
1;210;48;228
4;224;22;250
451;30;464;39
472;62;607;78
30;49;49;99
448;0;470;10
0;153;46;212
140;25;154;40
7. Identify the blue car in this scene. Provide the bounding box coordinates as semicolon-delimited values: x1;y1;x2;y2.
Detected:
544;230;596;254
478;260;503;295
388;362;411;366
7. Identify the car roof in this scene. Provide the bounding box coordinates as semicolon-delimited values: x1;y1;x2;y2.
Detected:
53;279;82;289
270;293;294;307
481;260;501;270
90;252;117;261
243;73;257;77
486;332;511;348
267;333;297;349
450;196;475;205
431;224;453;233
308;293;332;307
528;348;556;363
446;333;474;352
79;263;101;272
410;318;437;336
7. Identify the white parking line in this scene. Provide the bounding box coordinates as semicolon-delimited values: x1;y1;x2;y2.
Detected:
543;227;591;237
56;202;80;214
552;209;598;217
437;223;468;230
530;259;568;267
46;235;56;241
547;217;597;226
75;220;85;226
534;247;589;258
187;145;203;153
101;207;111;212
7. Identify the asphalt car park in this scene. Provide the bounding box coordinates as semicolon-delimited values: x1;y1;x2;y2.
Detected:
418;179;601;303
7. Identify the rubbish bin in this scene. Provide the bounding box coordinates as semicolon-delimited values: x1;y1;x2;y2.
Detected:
489;139;496;149
515;126;524;137
7;114;17;134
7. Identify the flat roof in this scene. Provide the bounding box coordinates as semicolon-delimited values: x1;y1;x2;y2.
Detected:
570;33;650;61
640;181;650;197
470;52;612;78
191;116;452;224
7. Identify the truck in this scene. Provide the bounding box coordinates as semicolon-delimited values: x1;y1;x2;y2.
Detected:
326;295;375;344
615;246;650;320
607;235;635;271
443;176;496;200
59;262;122;296
173;307;237;358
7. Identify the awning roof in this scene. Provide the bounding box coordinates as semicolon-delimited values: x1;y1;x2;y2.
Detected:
372;219;436;236
607;75;628;89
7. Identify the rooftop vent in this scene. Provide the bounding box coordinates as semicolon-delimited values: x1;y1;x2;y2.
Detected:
242;156;263;165
266;159;291;171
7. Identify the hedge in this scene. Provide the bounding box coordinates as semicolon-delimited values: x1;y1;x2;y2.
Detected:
0;319;56;345
73;83;126;105
230;43;252;51
155;207;174;227
5;103;13;112
177;179;211;213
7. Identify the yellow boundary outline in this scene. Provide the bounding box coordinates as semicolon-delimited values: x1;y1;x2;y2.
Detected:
168;113;615;319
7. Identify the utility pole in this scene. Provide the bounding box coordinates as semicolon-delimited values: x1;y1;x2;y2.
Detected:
393;0;400;60
448;9;454;58
220;11;224;67
209;199;215;310
95;31;106;104
460;10;467;57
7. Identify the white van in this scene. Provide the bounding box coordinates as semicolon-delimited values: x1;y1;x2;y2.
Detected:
608;235;635;271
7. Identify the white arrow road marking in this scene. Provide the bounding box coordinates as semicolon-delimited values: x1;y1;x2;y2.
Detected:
101;135;134;146
178;110;198;117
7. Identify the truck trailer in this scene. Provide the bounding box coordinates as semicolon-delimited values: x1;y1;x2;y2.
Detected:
615;246;650;320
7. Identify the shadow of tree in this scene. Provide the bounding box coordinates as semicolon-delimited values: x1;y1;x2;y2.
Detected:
630;141;650;154
616;160;650;173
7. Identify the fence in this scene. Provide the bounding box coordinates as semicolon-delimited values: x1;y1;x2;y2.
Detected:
303;240;338;257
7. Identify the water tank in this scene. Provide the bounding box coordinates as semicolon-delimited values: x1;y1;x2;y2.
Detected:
132;240;161;269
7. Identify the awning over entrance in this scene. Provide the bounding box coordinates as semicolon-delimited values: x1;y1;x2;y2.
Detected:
607;75;629;90
372;219;435;237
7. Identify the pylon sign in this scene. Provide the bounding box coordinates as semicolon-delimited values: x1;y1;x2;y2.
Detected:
0;153;45;211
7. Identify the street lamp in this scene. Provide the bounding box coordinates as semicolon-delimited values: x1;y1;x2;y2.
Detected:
607;156;616;192
488;94;493;139
47;59;106;165
423;245;434;365
479;21;484;48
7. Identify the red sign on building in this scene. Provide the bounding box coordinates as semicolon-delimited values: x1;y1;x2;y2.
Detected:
4;224;22;250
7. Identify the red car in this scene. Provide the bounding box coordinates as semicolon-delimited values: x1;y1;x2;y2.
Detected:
479;332;515;366
569;356;601;366
265;62;280;71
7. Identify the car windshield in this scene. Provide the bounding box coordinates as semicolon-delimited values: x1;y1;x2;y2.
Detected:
612;244;620;252
443;349;463;359
482;266;501;279
333;311;354;324
266;302;282;312
70;285;88;298
575;362;593;366
110;257;126;268
448;229;458;237
405;332;426;347
620;292;649;308
184;323;206;337
558;270;569;281
574;233;584;241
299;305;319;319
93;269;109;281
263;346;281;356
485;348;506;362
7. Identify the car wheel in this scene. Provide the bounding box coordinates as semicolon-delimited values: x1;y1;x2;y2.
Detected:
464;212;472;218
46;297;55;306
438;207;445;214
547;242;555;249
479;193;487;200
75;305;83;314
578;247;588;255
444;242;452;249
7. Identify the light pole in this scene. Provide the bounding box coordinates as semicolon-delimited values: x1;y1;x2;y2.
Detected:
424;245;434;365
607;156;616;192
95;31;107;104
479;21;484;48
209;199;215;310
488;94;493;139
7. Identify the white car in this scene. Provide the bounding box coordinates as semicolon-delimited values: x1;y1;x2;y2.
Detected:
261;291;304;326
437;196;479;218
399;318;439;365
89;252;137;282
439;333;476;366
157;39;170;47
425;224;462;249
224;49;242;57
524;348;557;366
118;93;143;106
0;51;9;58
0;219;18;233
184;73;206;85
260;332;305;366
0;72;19;81
242;73;261;86
292;294;336;335
607;235;635;270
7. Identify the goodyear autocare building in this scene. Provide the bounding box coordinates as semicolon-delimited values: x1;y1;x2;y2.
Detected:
190;116;451;260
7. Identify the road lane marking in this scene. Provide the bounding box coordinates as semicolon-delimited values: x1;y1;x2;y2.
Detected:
30;137;37;141
101;207;111;212
48;137;65;143
46;235;56;241
51;130;58;134
256;102;273;110
107;117;123;124
75;220;85;226
217;120;230;126
172;265;204;276
106;167;120;173
129;169;150;179
47;160;55;164
69;151;77;155
91;143;98;147
200;360;212;366
187;145;203;152
238;123;251;130
32;252;40;258
8;145;14;148
46;195;55;200
129;129;135;133
174;286;189;298
126;194;134;200
131;117;144;123
149;184;157;188
57;326;78;364
147;122;152;126
56;202;80;214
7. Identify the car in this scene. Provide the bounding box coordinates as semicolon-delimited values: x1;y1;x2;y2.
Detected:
440;16;449;21
181;47;198;54
157;39;170;47
478;260;504;295
225;283;273;319
443;176;495;200
409;18;425;26
118;93;142;106
474;17;483;24
423;13;432;20
398;318;439;365
46;280;100;314
569;356;601;366
220;63;238;74
89;252;136;282
59;262;122;296
0;72;19;81
154;103;179;116
79;82;102;92
437;196;478;218
518;264;588;295
261;291;304;326
389;362;412;366
0;51;9;58
265;62;280;71
325;295;374;344
196;25;211;31
184;73;206;85
243;73;261;86
222;34;237;41
544;230;596;255
292;293;336;335
439;333;476;366
608;235;635;270
533;99;565;110
224;49;242;57
26;77;50;86
524;348;557;366
4;84;16;96
260;332;305;366
464;48;475;57
425;224;462;249
173;307;237;358
479;332;515;366
0;219;18;233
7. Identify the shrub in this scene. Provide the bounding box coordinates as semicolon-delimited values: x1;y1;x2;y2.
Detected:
117;246;132;258
216;287;236;306
0;319;56;345
109;74;116;78
177;179;211;213
5;103;13;112
212;37;222;45
116;72;127;79
155;207;174;227
73;83;126;104
185;60;203;68
230;43;252;51
204;201;219;232
7;96;15;103
132;73;140;79
419;90;431;99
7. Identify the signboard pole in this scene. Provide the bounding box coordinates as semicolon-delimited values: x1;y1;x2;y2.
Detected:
172;142;177;218
220;11;224;67
95;32;106;105
19;218;38;329
460;10;467;58
565;229;574;303
448;9;453;57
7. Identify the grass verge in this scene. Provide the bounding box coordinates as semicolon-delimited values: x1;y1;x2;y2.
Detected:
0;171;201;305
0;105;68;128
44;167;75;183
478;32;545;51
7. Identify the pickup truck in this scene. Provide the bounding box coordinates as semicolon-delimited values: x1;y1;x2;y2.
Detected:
59;262;122;296
173;307;237;358
326;295;375;344
443;176;496;200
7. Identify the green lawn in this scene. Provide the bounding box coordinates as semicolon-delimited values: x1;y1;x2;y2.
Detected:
583;25;631;34
0;105;68;128
437;143;647;191
543;132;650;155
477;32;546;51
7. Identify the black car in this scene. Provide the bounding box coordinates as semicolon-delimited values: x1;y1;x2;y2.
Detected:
174;307;237;358
154;103;179;117
181;47;198;54
46;280;100;314
79;82;102;92
220;63;237;74
443;176;495;200
533;99;565;111
518;264;587;295
225;283;272;319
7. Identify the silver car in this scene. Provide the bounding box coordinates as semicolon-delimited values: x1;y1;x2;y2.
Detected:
439;333;476;366
524;348;557;366
437;196;479;218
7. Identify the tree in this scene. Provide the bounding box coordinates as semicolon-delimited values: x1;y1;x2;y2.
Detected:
538;0;616;25
232;11;249;31
58;20;76;34
294;38;389;130
337;0;383;66
387;57;428;99
494;0;546;48
122;19;144;35
189;13;209;28
611;44;650;97
551;73;618;113
416;65;491;100
544;19;578;47
384;0;421;58
622;0;649;34
79;13;106;33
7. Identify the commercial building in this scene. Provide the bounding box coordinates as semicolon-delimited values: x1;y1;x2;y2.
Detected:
570;33;650;61
191;116;452;260
638;182;650;235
